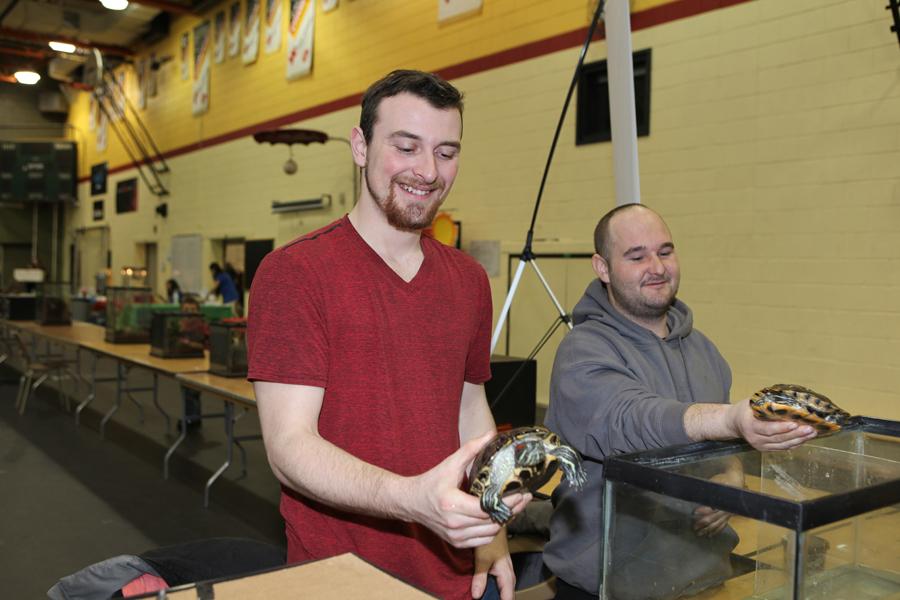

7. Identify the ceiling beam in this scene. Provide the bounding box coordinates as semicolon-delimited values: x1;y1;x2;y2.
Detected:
0;26;133;56
70;0;196;15
0;44;47;59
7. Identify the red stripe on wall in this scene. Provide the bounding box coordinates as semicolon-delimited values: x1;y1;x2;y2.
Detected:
90;0;754;181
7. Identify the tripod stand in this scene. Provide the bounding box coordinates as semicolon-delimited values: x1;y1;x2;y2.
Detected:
490;1;607;357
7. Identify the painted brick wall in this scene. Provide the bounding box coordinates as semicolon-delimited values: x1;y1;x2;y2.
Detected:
67;0;900;419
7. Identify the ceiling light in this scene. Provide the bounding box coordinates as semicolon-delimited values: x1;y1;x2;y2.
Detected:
49;41;77;53
99;0;129;10
14;71;40;85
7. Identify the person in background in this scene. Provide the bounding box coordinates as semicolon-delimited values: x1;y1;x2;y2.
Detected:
165;279;182;305
177;294;208;433
544;204;818;600
248;70;529;600
223;263;244;316
207;262;239;314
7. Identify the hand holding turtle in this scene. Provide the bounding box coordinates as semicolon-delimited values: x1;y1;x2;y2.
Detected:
728;399;817;451
405;431;530;549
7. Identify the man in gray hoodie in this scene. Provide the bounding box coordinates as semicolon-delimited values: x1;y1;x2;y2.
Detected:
543;204;817;600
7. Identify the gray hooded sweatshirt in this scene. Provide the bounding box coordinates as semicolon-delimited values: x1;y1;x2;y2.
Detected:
543;279;732;596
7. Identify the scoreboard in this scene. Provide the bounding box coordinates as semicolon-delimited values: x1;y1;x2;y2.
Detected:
0;141;77;203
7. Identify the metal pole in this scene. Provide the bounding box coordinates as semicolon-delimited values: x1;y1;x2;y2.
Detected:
606;0;641;205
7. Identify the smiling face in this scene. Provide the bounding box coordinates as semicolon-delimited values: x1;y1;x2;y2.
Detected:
592;206;680;326
352;92;462;232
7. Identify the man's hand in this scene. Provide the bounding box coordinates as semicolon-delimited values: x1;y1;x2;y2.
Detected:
472;531;515;600
406;431;531;548
692;467;743;537
729;399;817;451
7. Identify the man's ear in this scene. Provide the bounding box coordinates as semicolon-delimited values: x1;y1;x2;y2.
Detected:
592;254;611;284
350;127;367;168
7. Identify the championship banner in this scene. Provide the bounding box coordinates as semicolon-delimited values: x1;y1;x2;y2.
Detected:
136;58;147;109
242;0;260;64
264;0;283;54
112;71;126;121
180;32;190;79
286;0;314;80
96;112;108;152
438;0;482;22
193;20;211;115
228;2;241;58
88;95;96;131
214;11;226;64
322;0;337;12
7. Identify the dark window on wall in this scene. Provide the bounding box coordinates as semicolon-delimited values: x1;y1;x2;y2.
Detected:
576;48;652;145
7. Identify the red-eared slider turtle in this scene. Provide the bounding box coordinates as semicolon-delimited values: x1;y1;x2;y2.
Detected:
750;384;850;434
469;426;587;524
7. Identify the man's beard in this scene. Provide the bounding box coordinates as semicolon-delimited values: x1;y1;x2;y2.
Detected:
607;276;677;321
365;169;444;232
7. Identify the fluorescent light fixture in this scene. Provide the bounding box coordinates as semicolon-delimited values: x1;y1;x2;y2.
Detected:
49;41;77;53
14;70;40;85
99;0;129;10
271;195;332;213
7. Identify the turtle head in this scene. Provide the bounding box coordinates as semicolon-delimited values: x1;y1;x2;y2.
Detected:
514;441;544;467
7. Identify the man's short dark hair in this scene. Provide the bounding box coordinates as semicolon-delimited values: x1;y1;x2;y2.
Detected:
593;203;651;259
359;70;464;144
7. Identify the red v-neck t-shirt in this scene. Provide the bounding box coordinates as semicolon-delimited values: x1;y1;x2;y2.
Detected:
247;215;493;599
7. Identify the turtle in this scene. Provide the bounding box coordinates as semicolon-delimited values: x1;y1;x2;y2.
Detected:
468;426;587;524
750;383;851;434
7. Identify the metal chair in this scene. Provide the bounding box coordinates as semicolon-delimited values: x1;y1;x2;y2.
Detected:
12;331;81;415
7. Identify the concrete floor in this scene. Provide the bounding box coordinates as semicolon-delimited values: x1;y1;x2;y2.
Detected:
0;360;284;599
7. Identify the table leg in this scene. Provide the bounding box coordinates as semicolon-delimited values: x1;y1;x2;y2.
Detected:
99;361;125;438
163;385;190;480
75;351;98;426
204;401;235;508
150;371;171;432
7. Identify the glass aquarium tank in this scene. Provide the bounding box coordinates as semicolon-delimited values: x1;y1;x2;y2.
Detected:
0;294;36;320
208;319;247;377
35;282;72;325
602;417;900;600
104;286;155;343
149;312;207;358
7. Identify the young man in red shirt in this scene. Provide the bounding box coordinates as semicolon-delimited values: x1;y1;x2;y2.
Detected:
248;70;530;600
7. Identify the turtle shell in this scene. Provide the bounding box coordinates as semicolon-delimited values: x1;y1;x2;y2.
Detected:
468;426;560;497
750;383;850;433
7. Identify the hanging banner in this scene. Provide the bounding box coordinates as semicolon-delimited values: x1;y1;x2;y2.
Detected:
286;0;314;80
322;0;337;12
88;95;97;131
214;11;226;63
148;52;159;98
136;58;147;109
110;70;126;121
193;20;212;115
228;2;241;58
264;0;283;54
96;112;108;152
242;0;260;64
180;32;190;79
438;0;482;22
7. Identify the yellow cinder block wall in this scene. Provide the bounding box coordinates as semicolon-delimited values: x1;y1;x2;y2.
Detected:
66;0;900;420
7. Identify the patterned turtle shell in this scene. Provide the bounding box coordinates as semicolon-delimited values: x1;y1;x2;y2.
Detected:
468;426;587;524
750;383;850;433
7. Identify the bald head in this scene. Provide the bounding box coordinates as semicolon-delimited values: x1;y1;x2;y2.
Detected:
594;204;670;260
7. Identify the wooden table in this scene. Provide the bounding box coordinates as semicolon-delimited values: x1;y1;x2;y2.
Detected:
165;553;434;599
2;319;209;436
173;371;259;507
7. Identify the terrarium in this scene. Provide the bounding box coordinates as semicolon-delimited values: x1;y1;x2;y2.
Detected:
35;282;72;325
104;286;156;343
208;319;247;377
601;417;900;600
0;293;36;320
149;311;207;358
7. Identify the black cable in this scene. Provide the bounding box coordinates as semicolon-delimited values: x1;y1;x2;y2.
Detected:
521;0;606;257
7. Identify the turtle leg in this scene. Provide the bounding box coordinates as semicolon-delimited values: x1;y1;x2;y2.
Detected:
481;486;512;524
549;446;587;490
